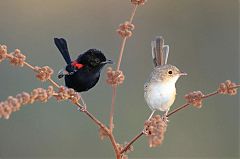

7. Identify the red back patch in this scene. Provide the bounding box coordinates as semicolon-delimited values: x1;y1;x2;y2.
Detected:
71;61;84;69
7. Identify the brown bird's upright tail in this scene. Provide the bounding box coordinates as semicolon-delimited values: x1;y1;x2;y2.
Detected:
151;36;169;67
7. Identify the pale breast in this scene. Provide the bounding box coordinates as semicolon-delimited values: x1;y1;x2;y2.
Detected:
144;82;176;111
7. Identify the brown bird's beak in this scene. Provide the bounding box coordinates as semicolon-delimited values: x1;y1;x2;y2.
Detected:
180;72;188;76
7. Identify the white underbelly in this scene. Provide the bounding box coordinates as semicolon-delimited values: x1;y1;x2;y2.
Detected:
144;83;176;111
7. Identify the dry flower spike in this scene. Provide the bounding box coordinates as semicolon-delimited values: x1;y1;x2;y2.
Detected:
184;91;204;108
117;21;135;38
55;86;81;104
8;49;26;67
0;86;54;119
34;66;54;81
0;45;26;67
106;67;125;86
217;80;237;95
144;115;167;147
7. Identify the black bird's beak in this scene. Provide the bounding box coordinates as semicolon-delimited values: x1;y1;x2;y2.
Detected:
58;69;69;79
101;59;113;65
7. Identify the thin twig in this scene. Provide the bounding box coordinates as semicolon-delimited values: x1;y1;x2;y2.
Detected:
23;61;35;70
23;60;60;88
108;133;121;159
116;37;127;71
202;91;218;99
129;4;138;24
109;86;117;132
48;78;60;88
120;131;144;154
166;103;190;117
109;4;138;132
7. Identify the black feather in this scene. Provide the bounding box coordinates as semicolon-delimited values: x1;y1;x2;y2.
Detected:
54;38;72;64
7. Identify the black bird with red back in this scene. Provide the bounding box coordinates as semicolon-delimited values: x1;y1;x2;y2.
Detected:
54;38;113;92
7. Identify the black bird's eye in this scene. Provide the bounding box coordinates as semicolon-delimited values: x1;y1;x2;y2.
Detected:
168;70;172;74
95;58;100;63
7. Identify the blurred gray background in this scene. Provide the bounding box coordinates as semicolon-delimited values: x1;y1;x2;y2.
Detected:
0;0;239;158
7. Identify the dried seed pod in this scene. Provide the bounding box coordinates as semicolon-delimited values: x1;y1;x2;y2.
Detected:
35;66;54;81
144;115;167;147
184;91;204;108
117;21;135;38
106;67;125;86
218;80;237;95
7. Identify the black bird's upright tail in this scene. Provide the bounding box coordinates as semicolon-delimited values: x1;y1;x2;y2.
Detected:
54;38;72;64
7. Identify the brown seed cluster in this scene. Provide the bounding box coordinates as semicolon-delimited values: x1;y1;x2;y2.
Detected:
0;45;26;66
185;91;204;108
0;45;7;62
34;66;54;81
131;0;147;5
144;115;167;147
217;80;237;95
8;49;26;67
106;67;125;86
55;86;80;104
0;86;54;119
117;21;135;38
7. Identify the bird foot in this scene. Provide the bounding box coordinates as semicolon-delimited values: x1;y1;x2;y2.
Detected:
162;115;169;123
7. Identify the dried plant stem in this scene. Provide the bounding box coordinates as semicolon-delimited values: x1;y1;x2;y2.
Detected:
109;86;117;132
120;84;240;154
116;37;127;71
129;4;138;24
120;131;144;154
202;91;218;99
23;61;35;70
109;4;138;132
85;109;108;130
5;54;60;88
166;103;190;117
167;84;240;117
48;78;60;88
116;4;137;71
108;132;121;159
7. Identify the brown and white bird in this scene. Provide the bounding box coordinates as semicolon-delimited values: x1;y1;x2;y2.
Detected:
144;36;187;120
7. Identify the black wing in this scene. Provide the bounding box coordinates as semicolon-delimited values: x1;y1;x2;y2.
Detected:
54;38;72;64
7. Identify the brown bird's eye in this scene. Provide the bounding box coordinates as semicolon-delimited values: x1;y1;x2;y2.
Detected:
168;70;172;74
